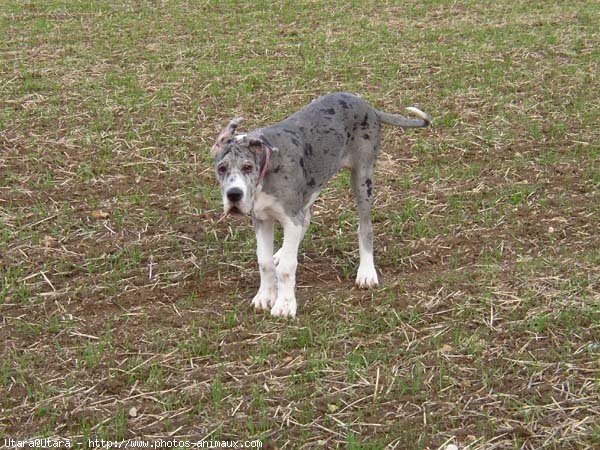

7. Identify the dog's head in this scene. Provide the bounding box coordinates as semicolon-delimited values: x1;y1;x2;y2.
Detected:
211;118;271;216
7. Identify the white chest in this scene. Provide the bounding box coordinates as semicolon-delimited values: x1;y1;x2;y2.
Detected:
253;191;287;222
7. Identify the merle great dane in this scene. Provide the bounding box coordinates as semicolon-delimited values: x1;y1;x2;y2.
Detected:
211;92;431;318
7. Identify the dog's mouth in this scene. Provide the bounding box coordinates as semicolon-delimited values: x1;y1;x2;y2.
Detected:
227;206;245;216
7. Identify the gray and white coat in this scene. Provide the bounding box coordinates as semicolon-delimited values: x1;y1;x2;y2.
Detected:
211;92;431;318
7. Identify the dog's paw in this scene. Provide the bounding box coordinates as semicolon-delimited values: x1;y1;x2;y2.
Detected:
270;297;297;319
252;287;276;311
356;265;379;289
273;248;282;266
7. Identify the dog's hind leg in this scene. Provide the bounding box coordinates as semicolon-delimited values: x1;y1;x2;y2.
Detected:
252;218;277;311
351;156;379;289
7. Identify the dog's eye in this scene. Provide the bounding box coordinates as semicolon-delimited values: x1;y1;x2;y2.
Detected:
217;165;227;175
242;164;254;174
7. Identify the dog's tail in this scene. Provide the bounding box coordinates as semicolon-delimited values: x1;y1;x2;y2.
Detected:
377;107;432;129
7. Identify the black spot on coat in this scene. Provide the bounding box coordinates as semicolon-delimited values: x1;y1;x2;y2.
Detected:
361;113;369;130
283;128;299;136
365;178;373;197
299;157;307;178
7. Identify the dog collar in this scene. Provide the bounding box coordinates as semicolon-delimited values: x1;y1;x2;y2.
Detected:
257;142;271;186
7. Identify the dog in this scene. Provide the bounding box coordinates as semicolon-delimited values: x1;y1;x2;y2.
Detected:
211;92;431;318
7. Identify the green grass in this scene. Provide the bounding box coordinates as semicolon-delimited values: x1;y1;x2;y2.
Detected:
1;0;599;448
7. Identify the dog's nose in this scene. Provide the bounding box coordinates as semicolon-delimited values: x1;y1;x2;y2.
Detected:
227;188;243;202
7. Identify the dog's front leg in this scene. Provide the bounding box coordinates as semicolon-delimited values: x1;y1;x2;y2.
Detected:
271;219;304;319
252;218;277;311
273;206;312;266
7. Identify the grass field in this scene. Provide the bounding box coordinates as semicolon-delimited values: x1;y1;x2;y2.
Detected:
1;1;599;448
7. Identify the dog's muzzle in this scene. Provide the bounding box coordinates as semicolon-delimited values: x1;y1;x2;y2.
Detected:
224;187;248;216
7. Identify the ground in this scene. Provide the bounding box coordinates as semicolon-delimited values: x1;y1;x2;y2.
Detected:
0;1;599;449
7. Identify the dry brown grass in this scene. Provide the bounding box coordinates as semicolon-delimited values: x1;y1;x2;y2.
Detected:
1;1;599;449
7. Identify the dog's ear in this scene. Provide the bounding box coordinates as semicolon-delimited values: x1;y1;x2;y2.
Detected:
246;134;278;155
247;137;264;153
211;117;244;157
